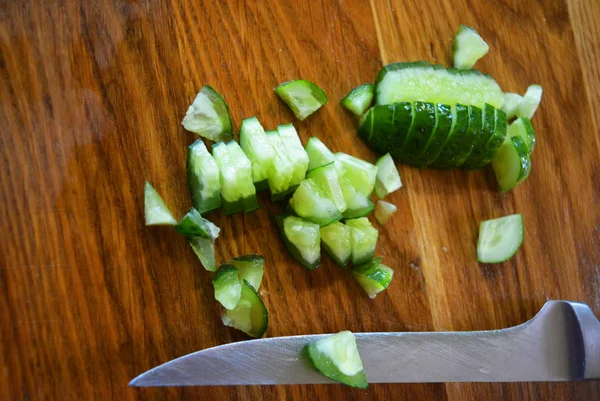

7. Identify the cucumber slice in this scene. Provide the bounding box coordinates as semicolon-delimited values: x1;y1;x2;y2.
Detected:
374;200;397;225
275;79;328;120
182;86;233;142
429;104;470;168
188;236;217;272
418;103;454;167
265;130;294;200
393;101;436;164
468;107;508;169
508;117;536;153
289;178;342;226
213;264;242;310
306;137;336;171
346;217;378;265
491;136;531;192
375;62;504;109
275;214;321;270
187;140;222;214
174;208;221;238
453;25;489;70
340;84;375;116
320;221;352;266
307;162;346;213
144;181;177;226
335;152;378;197
477;214;524;263
517;84;543;119
230;254;265;290
374;153;402;198
461;104;494;167
277;124;309;188
351;257;394;298
222;279;268;338
339;176;375;219
239;117;275;190
502;92;523;120
358;103;413;156
305;331;368;388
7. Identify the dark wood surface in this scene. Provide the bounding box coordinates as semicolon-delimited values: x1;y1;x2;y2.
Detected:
1;0;599;399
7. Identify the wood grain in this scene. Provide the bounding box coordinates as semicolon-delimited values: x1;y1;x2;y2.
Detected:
0;0;598;400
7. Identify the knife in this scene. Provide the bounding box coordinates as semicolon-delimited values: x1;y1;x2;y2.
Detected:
129;300;600;386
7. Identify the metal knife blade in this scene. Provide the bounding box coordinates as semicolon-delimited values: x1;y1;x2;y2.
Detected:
129;300;600;386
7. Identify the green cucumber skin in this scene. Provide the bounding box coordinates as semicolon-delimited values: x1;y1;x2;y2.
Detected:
461;103;495;167
174;208;214;237
222;279;269;338
274;214;320;270
360;104;393;154
465;108;508;169
212;264;241;310
341;200;375;219
305;341;368;389
448;104;484;167
393;101;436;165
417;103;454;167
429;104;469;168
374;61;429;88
222;196;260;215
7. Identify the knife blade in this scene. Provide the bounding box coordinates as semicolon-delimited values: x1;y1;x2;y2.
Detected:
129;300;600;386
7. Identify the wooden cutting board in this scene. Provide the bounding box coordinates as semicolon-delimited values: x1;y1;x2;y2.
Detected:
1;0;599;399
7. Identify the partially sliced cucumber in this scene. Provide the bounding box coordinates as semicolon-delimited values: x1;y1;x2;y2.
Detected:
306;331;368;388
306;137;336;171
289;179;343;226
320;221;352;267
340;84;375;116
346;217;378;265
307;162;346;213
187;140;222;214
335;152;378;197
429;104;470;169
265;130;294;200
351;257;394;298
239;117;275;190
222;280;268;338
339;176;375;219
517;84;542;119
461;103;495;168
453;25;489;70
188;236;217;272
491;136;531;192
275;79;328;120
508;117;536;153
174;208;221;238
477;214;524;263
374;200;397;225
144;181;177;226
213;264;242;310
375;154;402;198
182;86;233;142
502;92;523;120
464;106;508;169
392;101;436;164
277;124;310;188
275;214;321;270
230;254;265;290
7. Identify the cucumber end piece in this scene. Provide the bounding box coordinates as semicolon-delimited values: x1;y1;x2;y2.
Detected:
144;181;177;226
477;214;524;263
351;257;394;298
275;80;328;120
182;86;233;142
340;84;375;116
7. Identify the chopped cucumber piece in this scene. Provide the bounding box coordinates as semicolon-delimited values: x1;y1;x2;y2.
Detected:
351;257;394;298
174;208;221;238
335;152;378;197
306;331;368;388
491;136;531;192
453;25;489;69
213;264;242;310
339;176;375;219
477;214;524;263
517;84;543;119
278;124;310;188
187;140;222;214
265;130;294;200
289;179;343;226
275;214;321;270
346;218;378;265
307;162;346;213
502;92;523;120
306;137;336;171
230;254;265;290
340;84;375;116
320;221;352;267
188;236;217;272
374;200;397;225
144;181;177;226
275;79;328;120
375;153;402;198
222;280;268;338
508;117;536;153
239;117;275;190
182;86;233;142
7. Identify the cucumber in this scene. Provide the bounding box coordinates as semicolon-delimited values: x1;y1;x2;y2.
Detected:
339;176;375;219
374;153;402;198
230;254;265;290
464;106;508;169
335;152;378;197
213;264;242;310
265;130;294;200
346;217;378;265
508;117;536;153
502;92;523;120
453;25;489;70
187;140;222;214
239;117;275;190
363;103;413;156
375;62;504;110
275;214;321;270
320;221;352;267
351;257;394;298
188;236;217;272
305;330;368;388
275;79;328;120
374;200;397;225
306;137;336;171
277;124;310;188
307;162;346;213
182;86;233;142
222;279;269;338
460;104;494;167
174;208;221;238
491;135;531;192
144;181;177;226
392;101;436;164
429;104;470;168
340;84;375;116
212;141;259;214
289;178;342;226
517;84;542;119
417;103;454;167
477;214;524;263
